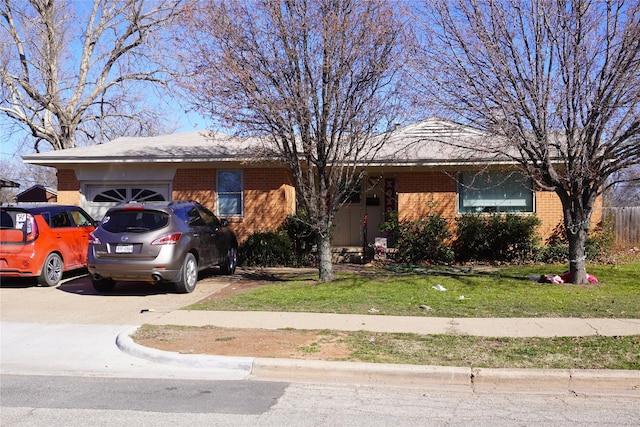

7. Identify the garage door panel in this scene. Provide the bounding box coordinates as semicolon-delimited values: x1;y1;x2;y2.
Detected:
83;185;170;221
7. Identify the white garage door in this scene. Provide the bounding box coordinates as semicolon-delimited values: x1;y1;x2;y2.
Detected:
85;185;170;221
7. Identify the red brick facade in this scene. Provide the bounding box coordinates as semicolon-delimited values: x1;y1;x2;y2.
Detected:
396;171;458;221
172;167;295;242
57;166;600;244
172;168;216;207
393;170;601;244
56;169;81;206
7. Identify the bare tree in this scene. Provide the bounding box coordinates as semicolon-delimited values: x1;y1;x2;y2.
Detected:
607;167;640;207
0;0;183;152
177;0;407;281
0;159;56;205
412;0;640;283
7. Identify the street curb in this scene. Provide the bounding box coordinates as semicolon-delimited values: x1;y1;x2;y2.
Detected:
115;326;254;375
472;367;640;396
116;326;640;396
251;357;472;390
569;369;640;395
252;359;640;396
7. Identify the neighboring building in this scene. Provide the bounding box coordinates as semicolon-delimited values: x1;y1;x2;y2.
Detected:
0;179;20;189
22;118;602;247
15;185;57;203
0;178;21;205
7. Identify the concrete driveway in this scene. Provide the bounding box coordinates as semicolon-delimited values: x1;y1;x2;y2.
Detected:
1;270;252;380
0;270;232;325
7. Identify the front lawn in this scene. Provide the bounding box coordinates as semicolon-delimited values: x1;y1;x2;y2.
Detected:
135;262;640;369
188;263;640;318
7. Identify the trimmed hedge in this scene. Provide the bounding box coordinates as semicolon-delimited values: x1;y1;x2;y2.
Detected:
454;213;541;263
238;213;318;267
378;211;454;264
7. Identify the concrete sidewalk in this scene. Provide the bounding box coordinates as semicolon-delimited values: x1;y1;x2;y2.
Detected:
120;310;640;395
146;310;640;338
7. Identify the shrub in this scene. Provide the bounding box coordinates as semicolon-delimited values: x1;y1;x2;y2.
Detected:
488;213;541;262
452;214;490;261
537;218;614;263
379;211;454;264
454;213;541;263
536;243;569;264
238;231;294;267
279;212;318;266
238;212;318;268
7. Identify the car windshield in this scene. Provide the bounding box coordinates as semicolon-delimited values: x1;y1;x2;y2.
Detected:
101;210;169;233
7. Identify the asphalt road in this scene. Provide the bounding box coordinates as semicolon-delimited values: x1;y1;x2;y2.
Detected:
3;374;640;426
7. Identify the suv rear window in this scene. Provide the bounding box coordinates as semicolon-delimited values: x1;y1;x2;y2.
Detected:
0;209;17;229
102;210;169;233
0;209;34;243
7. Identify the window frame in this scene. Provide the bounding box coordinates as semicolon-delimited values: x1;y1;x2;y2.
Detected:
216;170;244;217
457;171;535;214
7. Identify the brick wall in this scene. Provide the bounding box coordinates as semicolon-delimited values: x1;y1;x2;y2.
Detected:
54;166;602;245
172;168;216;207
172;167;295;243
393;170;601;243
535;190;564;242
242;168;295;242
56;170;80;205
536;190;603;243
396;171;458;220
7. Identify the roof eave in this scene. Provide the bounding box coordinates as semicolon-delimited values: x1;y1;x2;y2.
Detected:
21;155;279;166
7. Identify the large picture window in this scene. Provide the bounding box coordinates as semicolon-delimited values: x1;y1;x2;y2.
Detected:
458;171;534;213
217;170;243;216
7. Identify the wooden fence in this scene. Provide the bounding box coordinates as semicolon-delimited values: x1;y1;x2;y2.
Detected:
603;207;640;246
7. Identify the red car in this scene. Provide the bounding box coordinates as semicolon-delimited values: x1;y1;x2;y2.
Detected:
0;205;96;287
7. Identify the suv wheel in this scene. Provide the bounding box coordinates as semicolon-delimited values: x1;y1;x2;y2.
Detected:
220;247;237;275
38;253;63;287
174;252;198;293
92;277;116;293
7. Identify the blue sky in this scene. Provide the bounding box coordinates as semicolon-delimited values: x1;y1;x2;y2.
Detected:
0;0;212;186
0;108;211;188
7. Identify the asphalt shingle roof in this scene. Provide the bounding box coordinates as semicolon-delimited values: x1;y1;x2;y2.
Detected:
22;118;514;167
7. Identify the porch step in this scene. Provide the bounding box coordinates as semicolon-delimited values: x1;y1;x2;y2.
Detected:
331;246;397;263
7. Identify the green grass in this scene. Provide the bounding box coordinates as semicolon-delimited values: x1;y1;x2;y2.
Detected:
166;262;640;369
344;333;640;369
189;263;640;318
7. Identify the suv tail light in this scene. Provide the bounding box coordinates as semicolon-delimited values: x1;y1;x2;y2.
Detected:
123;205;145;211
25;214;38;242
151;232;182;245
88;231;102;245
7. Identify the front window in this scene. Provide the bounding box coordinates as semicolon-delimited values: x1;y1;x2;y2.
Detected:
217;170;243;216
48;211;72;228
458;171;534;213
69;209;94;227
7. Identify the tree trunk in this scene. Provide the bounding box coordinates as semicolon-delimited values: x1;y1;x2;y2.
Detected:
559;188;597;285
317;233;334;282
566;225;588;284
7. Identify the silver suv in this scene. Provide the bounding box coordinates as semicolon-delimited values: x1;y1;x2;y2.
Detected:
87;201;237;293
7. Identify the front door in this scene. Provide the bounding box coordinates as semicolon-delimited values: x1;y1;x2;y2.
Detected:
332;177;385;247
